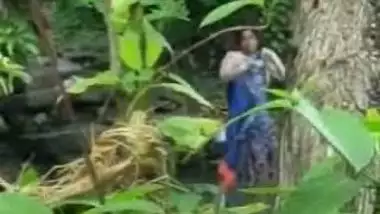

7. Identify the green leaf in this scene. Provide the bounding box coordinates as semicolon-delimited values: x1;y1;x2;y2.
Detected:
292;90;375;172
0;55;31;84
51;198;100;208
112;0;138;14
0;77;8;95
227;203;269;214
0;193;52;214
169;191;202;214
321;108;375;170
107;183;164;202
66;77;90;94
119;19;164;70
363;109;380;145
165;72;193;88
143;20;164;68
17;165;39;187
153;83;213;108
191;184;219;195
158;116;222;151
266;88;295;101
226;99;292;128
279;161;361;214
82;199;164;214
304;158;336;180
119;28;141;70
67;71;119;94
240;186;295;195
200;0;264;28
120;69;154;93
364;108;380;133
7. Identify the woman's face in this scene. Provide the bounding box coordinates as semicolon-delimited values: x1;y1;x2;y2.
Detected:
241;30;258;53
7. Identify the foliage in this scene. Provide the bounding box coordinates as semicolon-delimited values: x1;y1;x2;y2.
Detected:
263;0;295;55
66;0;213;123
0;54;31;96
290;90;375;171
157;116;222;152
118;19;165;70
0;193;52;214
199;0;265;28
1;0;378;214
51;0;106;50
1;86;378;214
276;158;361;214
0;17;38;63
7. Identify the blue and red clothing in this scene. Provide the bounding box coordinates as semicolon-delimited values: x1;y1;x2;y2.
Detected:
218;52;276;198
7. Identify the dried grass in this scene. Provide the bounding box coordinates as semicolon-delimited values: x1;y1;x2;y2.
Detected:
23;110;168;204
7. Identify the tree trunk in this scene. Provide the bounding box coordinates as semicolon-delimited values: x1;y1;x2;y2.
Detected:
279;0;378;213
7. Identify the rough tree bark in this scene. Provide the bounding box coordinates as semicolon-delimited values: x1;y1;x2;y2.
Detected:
279;0;378;213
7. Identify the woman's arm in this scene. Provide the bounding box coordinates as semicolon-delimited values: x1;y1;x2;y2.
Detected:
261;47;286;82
219;51;249;82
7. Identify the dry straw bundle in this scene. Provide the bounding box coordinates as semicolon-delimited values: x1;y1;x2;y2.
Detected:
24;110;168;204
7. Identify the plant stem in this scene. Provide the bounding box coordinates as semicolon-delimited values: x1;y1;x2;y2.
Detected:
104;0;121;74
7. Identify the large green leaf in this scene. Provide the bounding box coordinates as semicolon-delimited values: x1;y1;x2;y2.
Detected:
143;19;164;68
83;199;164;214
168;191;202;214
320;108;375;170
157;116;222;151
292;90;375;172
200;0;264;28
119;27;141;70
0;193;52;214
119;19;164;70
279;160;361;214
67;71;120;94
153;83;213;108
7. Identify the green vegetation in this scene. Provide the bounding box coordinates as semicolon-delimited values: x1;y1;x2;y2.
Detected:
0;0;377;214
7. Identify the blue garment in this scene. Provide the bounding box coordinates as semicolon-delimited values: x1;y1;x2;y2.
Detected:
224;52;275;180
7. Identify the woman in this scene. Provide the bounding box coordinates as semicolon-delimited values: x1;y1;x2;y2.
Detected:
217;29;285;206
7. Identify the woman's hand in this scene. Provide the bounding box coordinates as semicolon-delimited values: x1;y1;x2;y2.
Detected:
219;51;249;81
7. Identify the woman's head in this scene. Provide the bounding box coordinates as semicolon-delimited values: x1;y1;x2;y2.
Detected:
231;29;264;54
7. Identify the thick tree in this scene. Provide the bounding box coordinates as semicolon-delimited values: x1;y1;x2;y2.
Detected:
279;0;379;213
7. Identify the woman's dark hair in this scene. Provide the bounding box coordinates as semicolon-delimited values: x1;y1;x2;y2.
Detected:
228;29;264;51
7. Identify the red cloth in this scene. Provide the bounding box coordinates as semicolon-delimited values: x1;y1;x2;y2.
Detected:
217;160;236;193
